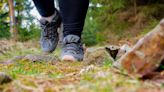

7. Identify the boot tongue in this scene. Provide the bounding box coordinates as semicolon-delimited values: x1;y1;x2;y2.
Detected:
63;35;80;44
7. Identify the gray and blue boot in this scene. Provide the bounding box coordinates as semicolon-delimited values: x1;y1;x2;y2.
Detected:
61;35;84;61
40;10;61;53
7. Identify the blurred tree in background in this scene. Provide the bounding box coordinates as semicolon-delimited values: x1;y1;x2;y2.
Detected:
0;0;163;45
0;0;40;41
0;0;10;38
82;0;164;46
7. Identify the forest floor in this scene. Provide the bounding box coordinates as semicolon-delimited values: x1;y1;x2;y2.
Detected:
0;40;163;92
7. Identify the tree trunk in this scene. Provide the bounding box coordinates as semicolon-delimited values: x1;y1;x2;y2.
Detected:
133;0;137;15
8;0;17;39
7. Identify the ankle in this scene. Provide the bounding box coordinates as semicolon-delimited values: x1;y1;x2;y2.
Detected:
41;11;57;22
63;34;81;44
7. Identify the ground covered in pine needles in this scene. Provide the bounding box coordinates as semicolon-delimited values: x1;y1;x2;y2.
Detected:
0;40;163;92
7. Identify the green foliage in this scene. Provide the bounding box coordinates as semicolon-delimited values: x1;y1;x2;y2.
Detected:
83;0;126;46
0;27;10;39
0;1;10;39
17;24;40;41
140;19;159;35
159;65;164;70
82;0;163;46
14;0;40;41
0;0;40;40
0;0;164;44
6;61;63;79
0;11;10;39
82;16;102;46
140;4;164;20
103;57;113;67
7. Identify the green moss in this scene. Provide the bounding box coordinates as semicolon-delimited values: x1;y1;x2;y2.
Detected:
103;57;113;67
0;41;163;91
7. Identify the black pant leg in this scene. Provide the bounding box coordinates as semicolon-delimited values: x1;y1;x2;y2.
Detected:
59;0;89;37
33;0;55;17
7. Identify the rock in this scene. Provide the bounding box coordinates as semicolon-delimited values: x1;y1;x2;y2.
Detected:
105;45;120;60
84;47;112;65
3;56;25;65
105;44;132;61
0;72;12;84
2;54;60;65
85;45;132;66
117;44;132;57
22;54;59;63
118;19;164;78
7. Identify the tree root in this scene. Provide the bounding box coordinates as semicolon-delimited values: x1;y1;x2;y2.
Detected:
1;54;60;65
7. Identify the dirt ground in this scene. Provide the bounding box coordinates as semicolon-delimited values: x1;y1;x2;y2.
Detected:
0;40;163;92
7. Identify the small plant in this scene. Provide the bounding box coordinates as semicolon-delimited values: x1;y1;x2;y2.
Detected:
103;57;113;67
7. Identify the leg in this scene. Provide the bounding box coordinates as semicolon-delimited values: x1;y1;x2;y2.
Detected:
33;0;55;17
32;0;62;53
59;0;89;61
59;0;89;37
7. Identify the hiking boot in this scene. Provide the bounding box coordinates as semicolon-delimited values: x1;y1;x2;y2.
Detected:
40;10;61;53
61;35;84;61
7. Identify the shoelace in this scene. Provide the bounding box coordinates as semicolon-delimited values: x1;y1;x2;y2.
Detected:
40;22;57;40
63;43;83;54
